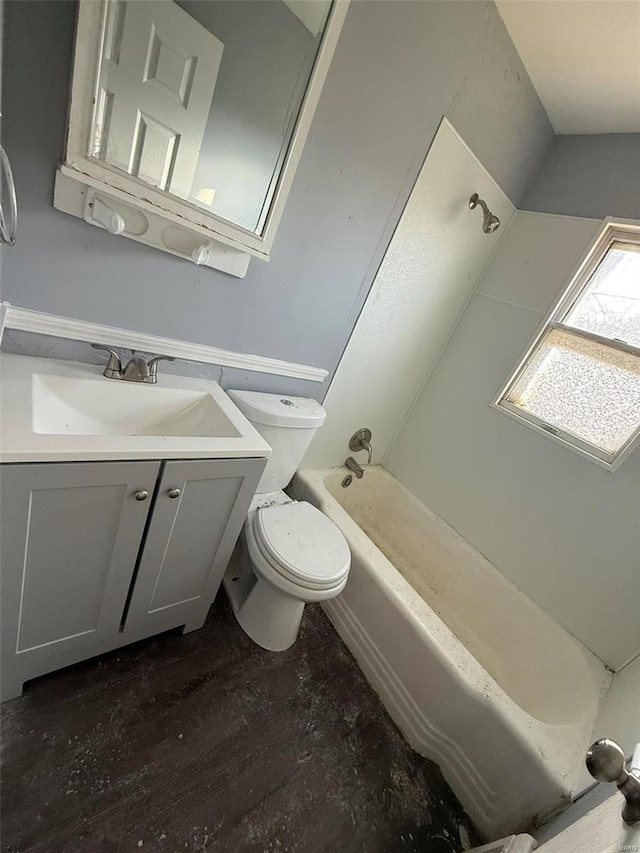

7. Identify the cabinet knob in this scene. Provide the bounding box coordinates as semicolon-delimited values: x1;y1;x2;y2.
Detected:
134;490;149;501
167;488;181;499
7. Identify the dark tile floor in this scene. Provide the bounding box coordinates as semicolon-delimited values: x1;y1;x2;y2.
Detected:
1;597;482;853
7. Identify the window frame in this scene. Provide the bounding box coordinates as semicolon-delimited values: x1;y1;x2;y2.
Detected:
493;217;640;472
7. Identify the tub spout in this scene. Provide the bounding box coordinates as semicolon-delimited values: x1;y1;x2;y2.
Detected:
345;457;364;479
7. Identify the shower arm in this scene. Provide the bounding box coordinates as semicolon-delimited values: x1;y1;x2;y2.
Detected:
469;193;500;234
469;193;490;218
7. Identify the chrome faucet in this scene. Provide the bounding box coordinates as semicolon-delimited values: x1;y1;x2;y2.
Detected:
91;344;175;384
344;428;373;480
122;353;150;382
345;457;365;479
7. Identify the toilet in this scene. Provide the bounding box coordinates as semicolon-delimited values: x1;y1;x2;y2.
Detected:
223;390;350;651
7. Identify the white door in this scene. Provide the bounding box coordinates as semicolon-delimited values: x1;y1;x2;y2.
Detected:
95;0;223;200
537;794;640;853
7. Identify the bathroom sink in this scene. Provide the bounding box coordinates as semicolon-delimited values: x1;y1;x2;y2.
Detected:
1;353;272;463
31;373;241;437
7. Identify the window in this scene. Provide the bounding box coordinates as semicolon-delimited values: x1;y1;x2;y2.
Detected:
495;220;640;470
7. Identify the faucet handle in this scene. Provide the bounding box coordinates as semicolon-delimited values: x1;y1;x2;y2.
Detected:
146;354;175;383
91;343;122;379
349;428;373;464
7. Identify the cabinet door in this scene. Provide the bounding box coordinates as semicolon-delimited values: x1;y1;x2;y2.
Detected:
124;457;265;633
0;461;159;698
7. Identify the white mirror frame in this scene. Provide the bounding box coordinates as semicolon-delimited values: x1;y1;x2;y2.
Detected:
54;0;349;278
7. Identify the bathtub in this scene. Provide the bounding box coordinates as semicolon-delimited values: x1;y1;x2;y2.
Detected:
290;467;610;839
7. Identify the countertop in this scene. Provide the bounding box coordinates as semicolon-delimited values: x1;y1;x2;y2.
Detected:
0;354;272;463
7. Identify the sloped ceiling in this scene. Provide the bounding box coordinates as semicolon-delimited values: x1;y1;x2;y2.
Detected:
496;0;640;134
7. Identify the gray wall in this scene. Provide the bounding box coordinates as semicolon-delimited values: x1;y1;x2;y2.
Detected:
180;0;318;232
0;0;3;124
521;133;640;220
1;0;553;400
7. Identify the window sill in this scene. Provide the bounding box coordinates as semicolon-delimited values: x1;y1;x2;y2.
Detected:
491;400;638;472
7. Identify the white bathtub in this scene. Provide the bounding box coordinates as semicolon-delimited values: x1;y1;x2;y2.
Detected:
290;467;610;839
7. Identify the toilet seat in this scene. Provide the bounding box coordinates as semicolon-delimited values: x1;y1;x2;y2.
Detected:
253;501;350;591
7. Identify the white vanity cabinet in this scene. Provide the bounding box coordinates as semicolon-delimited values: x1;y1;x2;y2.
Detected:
0;456;265;701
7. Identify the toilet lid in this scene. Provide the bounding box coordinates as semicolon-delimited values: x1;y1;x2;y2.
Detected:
255;501;350;588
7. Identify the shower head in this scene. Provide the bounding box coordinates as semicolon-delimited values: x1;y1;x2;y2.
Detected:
469;193;500;234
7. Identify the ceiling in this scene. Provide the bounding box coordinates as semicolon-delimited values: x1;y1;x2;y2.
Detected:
496;0;640;134
282;1;332;37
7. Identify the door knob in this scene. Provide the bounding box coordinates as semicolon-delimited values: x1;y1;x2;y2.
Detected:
134;490;149;501
586;739;640;824
167;488;181;499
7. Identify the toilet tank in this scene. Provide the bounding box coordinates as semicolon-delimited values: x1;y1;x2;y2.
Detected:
227;391;326;493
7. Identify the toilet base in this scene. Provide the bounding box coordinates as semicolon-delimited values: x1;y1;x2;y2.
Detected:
233;577;305;652
223;536;305;652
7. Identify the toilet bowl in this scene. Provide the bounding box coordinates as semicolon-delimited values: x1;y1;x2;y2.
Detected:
224;490;350;651
222;390;351;651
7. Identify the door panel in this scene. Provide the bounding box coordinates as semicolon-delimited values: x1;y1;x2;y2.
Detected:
0;461;159;694
98;0;224;198
124;457;265;631
17;481;131;651
536;793;640;852
150;474;243;611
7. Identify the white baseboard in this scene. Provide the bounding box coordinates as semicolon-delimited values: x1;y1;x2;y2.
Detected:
0;303;329;383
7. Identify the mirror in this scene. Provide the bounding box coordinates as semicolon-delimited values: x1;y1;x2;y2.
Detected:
55;0;347;275
92;0;332;234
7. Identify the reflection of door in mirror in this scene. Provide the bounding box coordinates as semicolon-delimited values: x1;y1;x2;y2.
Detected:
94;1;224;205
92;0;332;235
